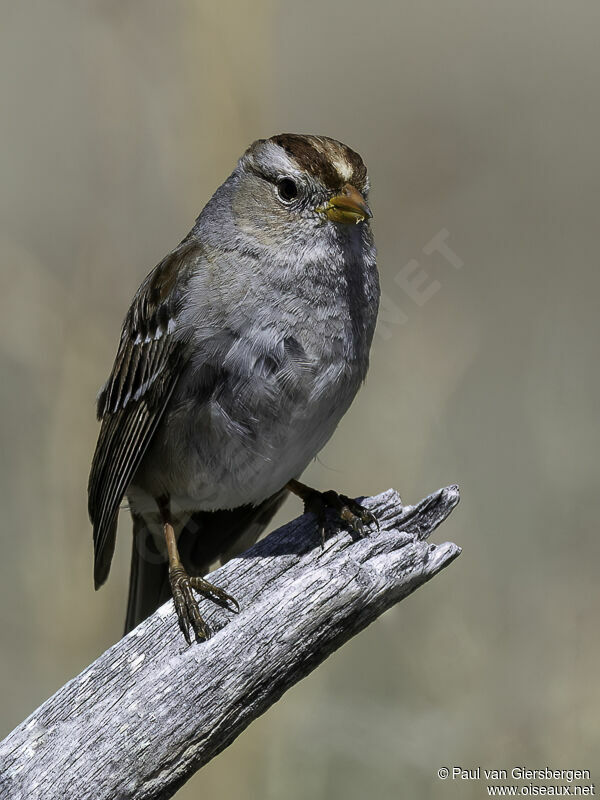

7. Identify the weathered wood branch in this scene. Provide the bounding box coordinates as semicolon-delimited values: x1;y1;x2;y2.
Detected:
0;486;460;800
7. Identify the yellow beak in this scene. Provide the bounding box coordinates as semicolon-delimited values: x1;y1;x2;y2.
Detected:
318;183;372;225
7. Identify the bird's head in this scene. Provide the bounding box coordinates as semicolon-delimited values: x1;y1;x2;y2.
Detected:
231;133;372;241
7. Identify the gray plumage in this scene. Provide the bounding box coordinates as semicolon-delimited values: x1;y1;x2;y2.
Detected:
88;134;380;632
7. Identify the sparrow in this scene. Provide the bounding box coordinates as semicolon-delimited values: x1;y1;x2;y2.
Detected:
88;134;380;644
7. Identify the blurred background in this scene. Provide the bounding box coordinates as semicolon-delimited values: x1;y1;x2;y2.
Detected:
1;1;599;797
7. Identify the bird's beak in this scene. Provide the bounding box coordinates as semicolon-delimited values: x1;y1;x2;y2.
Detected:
317;183;372;225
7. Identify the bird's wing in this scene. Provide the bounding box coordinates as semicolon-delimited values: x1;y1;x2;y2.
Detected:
88;241;198;588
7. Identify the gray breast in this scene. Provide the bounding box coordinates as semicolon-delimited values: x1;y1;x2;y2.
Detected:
133;225;379;510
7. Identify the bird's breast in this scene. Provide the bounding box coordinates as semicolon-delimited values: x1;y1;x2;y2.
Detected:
133;239;379;511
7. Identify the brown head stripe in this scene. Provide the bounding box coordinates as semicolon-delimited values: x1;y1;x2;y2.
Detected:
269;133;367;191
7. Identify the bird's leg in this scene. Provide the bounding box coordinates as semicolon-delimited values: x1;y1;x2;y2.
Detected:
286;479;379;548
157;495;239;645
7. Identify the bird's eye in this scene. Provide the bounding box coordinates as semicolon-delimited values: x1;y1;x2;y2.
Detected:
276;177;299;203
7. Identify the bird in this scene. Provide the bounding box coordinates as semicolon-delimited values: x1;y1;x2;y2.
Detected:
88;133;380;644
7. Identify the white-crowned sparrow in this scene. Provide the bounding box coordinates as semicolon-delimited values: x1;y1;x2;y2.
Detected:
88;134;380;643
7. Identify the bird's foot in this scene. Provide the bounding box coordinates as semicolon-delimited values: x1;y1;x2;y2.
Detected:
288;480;379;547
169;565;239;645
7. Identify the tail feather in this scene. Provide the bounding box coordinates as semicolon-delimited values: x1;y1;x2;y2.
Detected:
124;513;171;634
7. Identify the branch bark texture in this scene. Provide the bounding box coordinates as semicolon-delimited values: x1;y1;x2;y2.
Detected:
0;486;461;800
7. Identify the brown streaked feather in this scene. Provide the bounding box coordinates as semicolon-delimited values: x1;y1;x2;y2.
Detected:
88;242;197;588
90;384;180;589
270;134;368;192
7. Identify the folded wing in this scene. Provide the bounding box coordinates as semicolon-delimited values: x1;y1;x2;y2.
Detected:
88;242;197;588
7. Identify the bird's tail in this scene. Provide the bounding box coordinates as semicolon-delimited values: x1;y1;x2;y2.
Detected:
124;513;171;634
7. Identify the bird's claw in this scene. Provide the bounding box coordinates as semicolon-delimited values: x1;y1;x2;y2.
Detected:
169;566;239;645
304;489;379;547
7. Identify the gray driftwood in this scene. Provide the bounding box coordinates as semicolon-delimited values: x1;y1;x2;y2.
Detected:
0;486;460;800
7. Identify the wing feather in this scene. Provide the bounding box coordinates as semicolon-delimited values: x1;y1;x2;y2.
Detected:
88;242;197;587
